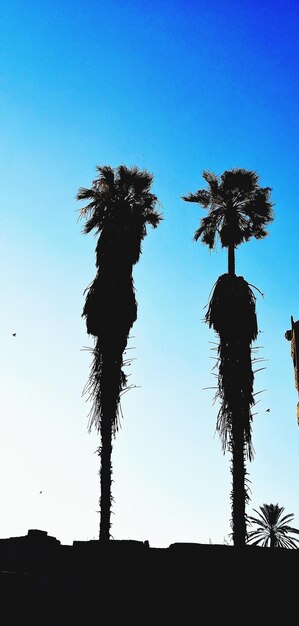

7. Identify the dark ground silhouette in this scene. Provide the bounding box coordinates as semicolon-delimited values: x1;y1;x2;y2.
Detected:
0;528;297;624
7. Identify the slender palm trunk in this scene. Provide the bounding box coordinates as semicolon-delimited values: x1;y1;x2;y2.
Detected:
98;357;124;541
228;244;235;276
99;419;113;541
231;415;247;547
225;337;250;547
228;246;248;547
98;361;115;542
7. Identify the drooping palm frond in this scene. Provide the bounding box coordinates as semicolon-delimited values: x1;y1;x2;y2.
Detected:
247;503;299;548
82;271;137;434
83;343;127;436
205;273;258;459
82;271;137;349
205;273;258;342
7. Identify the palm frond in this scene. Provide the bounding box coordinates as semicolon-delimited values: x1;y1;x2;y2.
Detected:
76;187;96;201
182;189;211;207
202;170;219;195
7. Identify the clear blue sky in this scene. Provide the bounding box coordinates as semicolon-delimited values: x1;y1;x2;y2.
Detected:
1;0;299;546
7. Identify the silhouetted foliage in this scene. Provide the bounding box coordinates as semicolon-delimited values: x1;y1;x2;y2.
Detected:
183;168;274;275
78;164;162;541
183;168;274;547
247;504;299;548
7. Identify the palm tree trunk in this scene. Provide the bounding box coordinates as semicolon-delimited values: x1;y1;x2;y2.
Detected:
228;244;235;276
270;530;276;548
99;421;113;541
98;358;122;542
231;419;247;547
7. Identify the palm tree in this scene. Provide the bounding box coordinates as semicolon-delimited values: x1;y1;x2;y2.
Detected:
77;164;162;542
247;503;299;548
183;168;274;547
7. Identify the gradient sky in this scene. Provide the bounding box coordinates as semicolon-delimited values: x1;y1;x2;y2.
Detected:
1;0;299;547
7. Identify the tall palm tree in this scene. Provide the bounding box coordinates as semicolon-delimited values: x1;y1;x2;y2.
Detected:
77;164;162;542
183;168;274;547
247;503;299;548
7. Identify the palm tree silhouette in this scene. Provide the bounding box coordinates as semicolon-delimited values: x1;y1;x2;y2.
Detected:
77;164;162;541
247;503;299;548
183;168;274;547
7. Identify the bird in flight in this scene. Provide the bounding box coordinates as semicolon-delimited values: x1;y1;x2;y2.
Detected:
12;333;16;337
266;408;270;412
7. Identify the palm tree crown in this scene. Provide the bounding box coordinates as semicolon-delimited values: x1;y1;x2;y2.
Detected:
78;164;161;269
183;168;274;248
247;503;299;548
183;168;274;275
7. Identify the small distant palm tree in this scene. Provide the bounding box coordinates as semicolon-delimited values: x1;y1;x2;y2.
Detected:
183;168;274;547
77;164;162;541
247;503;299;548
